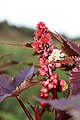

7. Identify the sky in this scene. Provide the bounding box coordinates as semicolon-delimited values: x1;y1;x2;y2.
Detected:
0;0;80;38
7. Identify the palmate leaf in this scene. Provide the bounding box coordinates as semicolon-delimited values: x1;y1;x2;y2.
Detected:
69;66;80;95
50;31;80;56
0;65;35;102
35;94;80;120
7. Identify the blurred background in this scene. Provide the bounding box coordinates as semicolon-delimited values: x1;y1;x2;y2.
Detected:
0;0;80;120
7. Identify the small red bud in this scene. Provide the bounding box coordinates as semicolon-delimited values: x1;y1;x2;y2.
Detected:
60;80;66;87
44;93;49;98
60;80;68;91
40;102;46;108
40;92;44;98
42;65;48;72
55;63;62;68
40;87;48;93
53;78;58;85
53;84;56;88
53;74;58;79
42;81;49;87
50;75;54;80
32;41;40;51
50;74;58;80
39;58;44;65
38;68;46;76
48;83;54;90
43;52;48;57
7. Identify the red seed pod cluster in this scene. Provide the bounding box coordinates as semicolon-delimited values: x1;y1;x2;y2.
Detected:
39;74;68;107
32;22;68;108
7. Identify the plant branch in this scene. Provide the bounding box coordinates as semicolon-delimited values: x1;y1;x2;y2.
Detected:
16;95;34;120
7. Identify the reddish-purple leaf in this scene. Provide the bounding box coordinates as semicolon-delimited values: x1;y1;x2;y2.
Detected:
74;56;80;64
35;94;80;120
13;65;35;87
0;66;35;102
69;66;80;95
27;102;44;120
50;31;80;56
0;74;14;102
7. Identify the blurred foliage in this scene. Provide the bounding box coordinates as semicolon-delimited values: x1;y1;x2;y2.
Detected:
0;21;35;41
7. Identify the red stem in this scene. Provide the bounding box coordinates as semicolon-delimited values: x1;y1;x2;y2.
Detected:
52;89;58;99
16;96;34;120
52;89;61;120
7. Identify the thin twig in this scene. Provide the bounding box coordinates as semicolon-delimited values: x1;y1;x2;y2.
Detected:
16;95;34;120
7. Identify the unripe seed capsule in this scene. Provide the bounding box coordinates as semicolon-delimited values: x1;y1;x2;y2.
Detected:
40;102;47;108
38;68;46;76
53;74;58;79
40;92;44;98
53;78;58;85
48;83;54;90
50;75;54;80
60;80;68;91
60;80;66;87
44;93;49;98
40;87;48;93
42;81;49;87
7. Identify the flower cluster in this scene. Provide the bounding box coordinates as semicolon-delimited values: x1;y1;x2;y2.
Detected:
32;22;54;77
48;49;66;62
32;22;68;108
32;22;53;53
